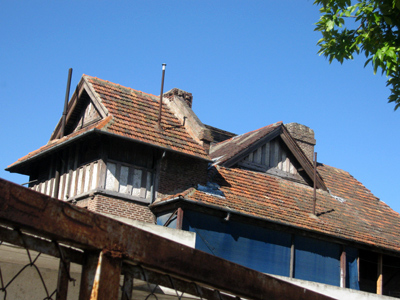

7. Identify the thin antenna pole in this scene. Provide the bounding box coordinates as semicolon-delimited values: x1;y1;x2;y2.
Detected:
60;68;73;138
158;64;166;128
313;152;317;215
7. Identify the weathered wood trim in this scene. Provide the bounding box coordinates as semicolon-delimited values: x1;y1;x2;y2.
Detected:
237;161;303;182
114;163;121;192
280;126;327;191
177;207;184;230
340;246;346;288
49;155;56;197
66;165;73;199
223;128;281;168
377;254;383;294
50;77;109;141
98;143;107;190
82;80;109;118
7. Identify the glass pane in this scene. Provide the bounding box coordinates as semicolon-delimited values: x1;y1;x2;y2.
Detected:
119;166;130;193
105;163;117;191
132;168;142;196
146;171;152;200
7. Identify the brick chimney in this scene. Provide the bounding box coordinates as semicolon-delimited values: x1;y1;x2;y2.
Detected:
164;88;193;108
285;123;316;162
163;88;212;154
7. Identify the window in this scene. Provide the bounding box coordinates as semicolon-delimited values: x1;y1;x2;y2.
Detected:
105;161;153;202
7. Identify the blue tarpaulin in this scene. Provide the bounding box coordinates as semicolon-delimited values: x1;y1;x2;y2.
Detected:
294;235;341;286
183;210;291;276
346;247;360;290
157;209;360;289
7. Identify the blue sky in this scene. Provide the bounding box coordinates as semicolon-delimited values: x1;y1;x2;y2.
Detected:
1;1;399;213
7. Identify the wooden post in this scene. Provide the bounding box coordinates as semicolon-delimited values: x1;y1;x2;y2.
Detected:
289;235;295;278
89;250;122;300
177;207;184;230
377;254;383;295
340;247;346;288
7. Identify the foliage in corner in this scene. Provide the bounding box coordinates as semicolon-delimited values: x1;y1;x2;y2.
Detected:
314;0;400;109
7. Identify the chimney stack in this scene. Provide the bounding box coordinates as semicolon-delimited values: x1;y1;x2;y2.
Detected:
285;123;316;162
164;88;193;108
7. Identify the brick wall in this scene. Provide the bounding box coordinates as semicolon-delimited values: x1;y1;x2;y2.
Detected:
285;123;316;162
157;152;209;199
74;152;208;223
77;194;155;223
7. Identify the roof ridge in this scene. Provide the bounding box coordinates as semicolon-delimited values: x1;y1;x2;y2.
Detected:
212;121;282;147
83;74;159;100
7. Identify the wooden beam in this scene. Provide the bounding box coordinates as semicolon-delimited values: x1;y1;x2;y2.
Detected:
377;254;383;295
176;207;184;230
340;246;346;288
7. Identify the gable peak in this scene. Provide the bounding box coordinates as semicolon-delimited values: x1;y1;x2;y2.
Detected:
284;123;316;162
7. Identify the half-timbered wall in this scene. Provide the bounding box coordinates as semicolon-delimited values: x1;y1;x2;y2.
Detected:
238;138;306;183
29;137;158;204
29;142;102;201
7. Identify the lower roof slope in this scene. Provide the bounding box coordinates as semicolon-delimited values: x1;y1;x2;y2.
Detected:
154;164;400;253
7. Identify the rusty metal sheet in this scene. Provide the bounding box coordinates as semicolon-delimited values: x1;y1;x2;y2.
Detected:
0;178;335;300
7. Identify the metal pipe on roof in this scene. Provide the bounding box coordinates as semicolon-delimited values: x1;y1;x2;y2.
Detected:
157;64;166;129
55;68;73;199
313;152;317;215
60;68;73;138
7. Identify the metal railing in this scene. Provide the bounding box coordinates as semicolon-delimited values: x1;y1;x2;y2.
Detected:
0;178;334;300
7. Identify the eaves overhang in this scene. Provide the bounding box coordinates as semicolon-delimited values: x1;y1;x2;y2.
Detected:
7;129;212;175
97;131;212;163
6;129;98;175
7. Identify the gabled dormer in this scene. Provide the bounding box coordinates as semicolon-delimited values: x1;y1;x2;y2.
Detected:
50;77;109;141
210;122;326;190
7;75;212;223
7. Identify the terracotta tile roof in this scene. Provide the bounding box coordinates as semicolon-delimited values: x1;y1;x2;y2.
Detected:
8;75;210;169
210;122;282;164
156;165;400;253
7;117;112;169
85;76;210;160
